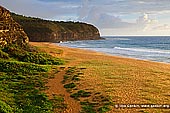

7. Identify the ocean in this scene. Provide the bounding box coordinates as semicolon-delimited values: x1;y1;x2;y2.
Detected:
58;36;170;63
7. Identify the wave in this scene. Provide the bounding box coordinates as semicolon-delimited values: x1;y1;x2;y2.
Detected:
107;38;131;40
113;47;170;54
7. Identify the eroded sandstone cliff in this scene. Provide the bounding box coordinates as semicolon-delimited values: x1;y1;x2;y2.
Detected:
0;6;29;47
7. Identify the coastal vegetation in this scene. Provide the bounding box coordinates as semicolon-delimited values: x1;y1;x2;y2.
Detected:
0;44;65;113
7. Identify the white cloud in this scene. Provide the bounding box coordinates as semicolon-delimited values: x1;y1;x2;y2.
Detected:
153;24;170;30
77;0;170;35
0;0;79;20
136;13;158;31
1;0;170;35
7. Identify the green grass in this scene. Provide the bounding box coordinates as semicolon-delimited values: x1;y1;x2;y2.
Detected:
80;101;96;113
0;66;53;112
72;75;80;81
0;44;65;112
0;100;13;113
62;67;112;113
0;60;50;74
0;49;9;59
62;67;81;83
98;105;111;113
64;83;76;89
66;67;76;75
70;90;91;99
50;95;67;112
2;44;64;65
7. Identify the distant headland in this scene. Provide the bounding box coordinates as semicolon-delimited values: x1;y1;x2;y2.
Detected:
11;13;103;43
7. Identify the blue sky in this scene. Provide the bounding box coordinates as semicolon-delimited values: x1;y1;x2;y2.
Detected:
1;0;170;36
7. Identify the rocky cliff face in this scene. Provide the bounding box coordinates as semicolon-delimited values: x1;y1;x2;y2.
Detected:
0;6;29;47
12;13;102;43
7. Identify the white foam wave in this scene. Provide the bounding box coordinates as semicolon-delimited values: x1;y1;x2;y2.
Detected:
114;47;170;54
112;38;131;40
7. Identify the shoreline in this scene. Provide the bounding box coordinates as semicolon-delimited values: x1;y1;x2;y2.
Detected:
57;36;170;64
30;42;170;71
56;42;170;65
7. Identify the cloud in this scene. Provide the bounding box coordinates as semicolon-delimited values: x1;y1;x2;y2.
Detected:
136;13;158;31
2;0;170;21
1;0;170;35
84;12;134;28
0;0;79;20
77;0;170;35
78;0;89;20
38;0;81;2
153;24;170;30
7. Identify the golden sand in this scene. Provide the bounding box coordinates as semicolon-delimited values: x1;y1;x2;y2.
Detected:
30;42;170;113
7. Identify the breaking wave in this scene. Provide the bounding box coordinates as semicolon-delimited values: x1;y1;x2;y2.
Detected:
113;47;170;54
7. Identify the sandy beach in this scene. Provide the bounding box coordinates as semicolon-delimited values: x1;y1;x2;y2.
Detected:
30;42;170;113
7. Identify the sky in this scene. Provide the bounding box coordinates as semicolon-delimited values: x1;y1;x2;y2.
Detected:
1;0;170;36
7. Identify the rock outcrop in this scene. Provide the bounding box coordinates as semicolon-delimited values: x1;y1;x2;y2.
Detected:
0;6;29;47
12;13;102;42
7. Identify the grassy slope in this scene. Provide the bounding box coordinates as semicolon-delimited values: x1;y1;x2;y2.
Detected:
30;42;170;113
0;44;65;113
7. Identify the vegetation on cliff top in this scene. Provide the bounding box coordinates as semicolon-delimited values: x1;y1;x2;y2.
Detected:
11;13;101;42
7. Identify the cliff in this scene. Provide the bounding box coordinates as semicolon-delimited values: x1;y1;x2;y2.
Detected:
11;13;102;42
0;6;29;47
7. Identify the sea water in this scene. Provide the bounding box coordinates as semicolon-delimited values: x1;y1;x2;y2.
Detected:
58;36;170;63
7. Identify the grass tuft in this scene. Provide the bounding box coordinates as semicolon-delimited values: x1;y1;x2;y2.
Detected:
64;83;76;89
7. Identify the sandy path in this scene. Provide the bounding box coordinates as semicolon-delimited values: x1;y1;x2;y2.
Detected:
30;42;83;112
45;64;81;113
